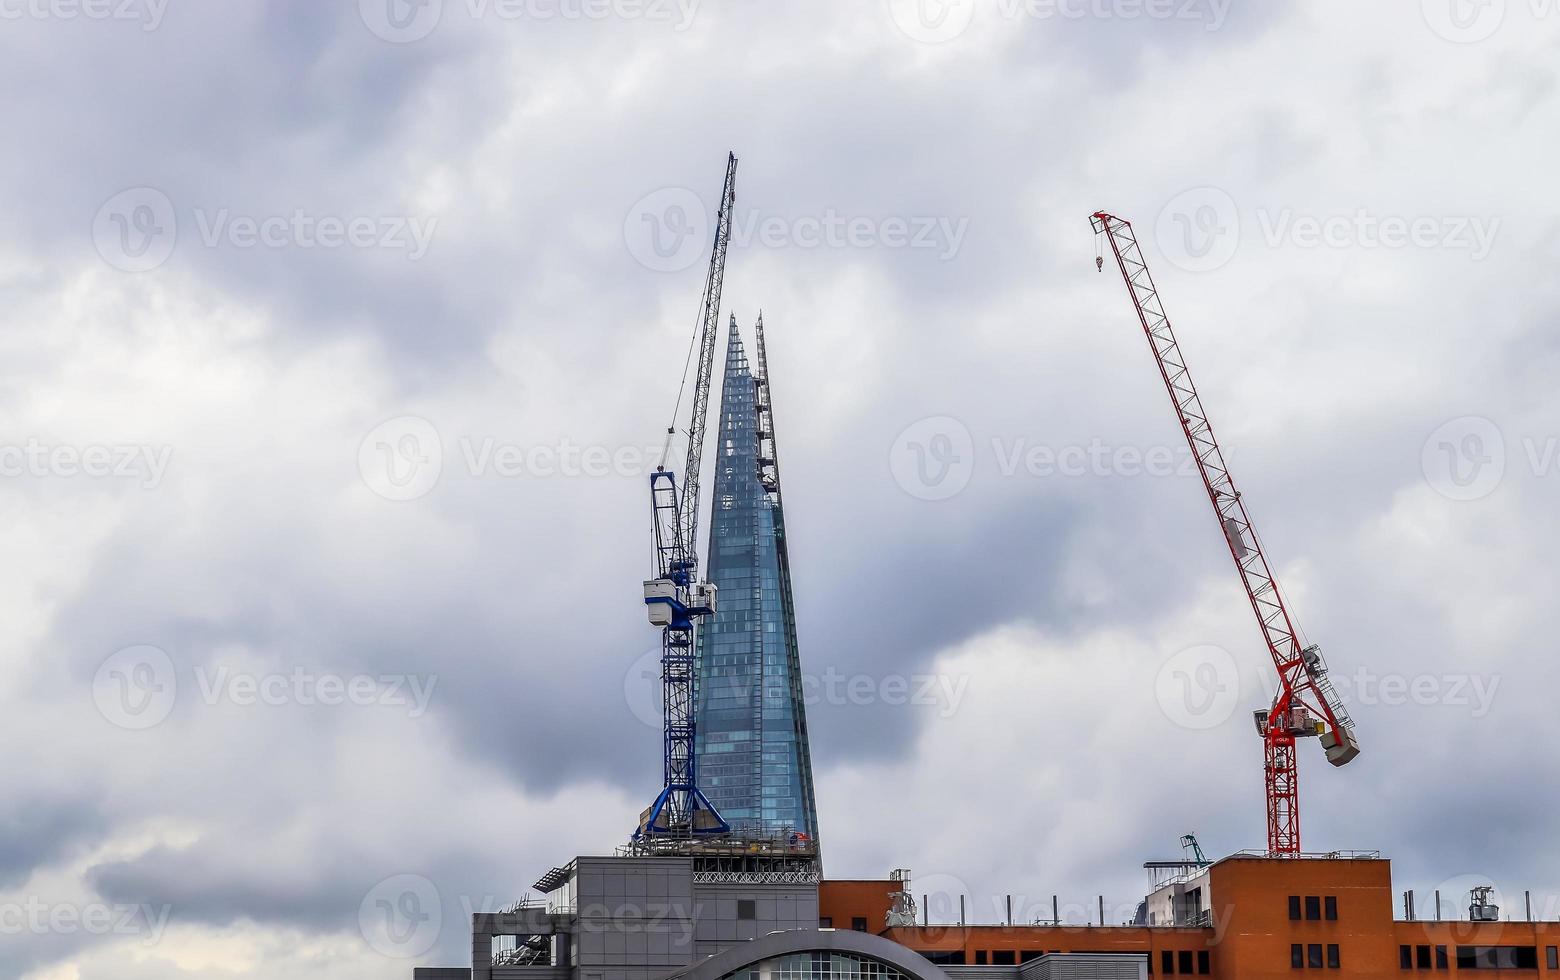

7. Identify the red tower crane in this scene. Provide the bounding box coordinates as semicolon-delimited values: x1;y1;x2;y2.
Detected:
1091;211;1360;855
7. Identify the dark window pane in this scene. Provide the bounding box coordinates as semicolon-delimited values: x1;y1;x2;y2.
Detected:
1400;945;1413;970
1324;896;1338;921
1179;951;1193;975
1417;946;1431;969
975;951;987;965
1289;896;1302;920
737;900;756;921
993;951;1016;966
1435;946;1447;970
1305;896;1322;921
1309;944;1323;969
1327;944;1340;969
1293;944;1306;969
851;917;867;932
1163;950;1175;975
1198;950;1210;975
1548;947;1559;971
818;917;832;928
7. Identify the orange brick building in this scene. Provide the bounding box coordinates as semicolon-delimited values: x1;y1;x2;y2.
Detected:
820;854;1560;979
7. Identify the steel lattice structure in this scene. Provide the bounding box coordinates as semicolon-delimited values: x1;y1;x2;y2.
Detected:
1091;211;1359;855
637;154;740;839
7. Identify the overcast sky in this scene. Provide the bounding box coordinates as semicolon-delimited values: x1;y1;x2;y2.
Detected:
4;0;1559;975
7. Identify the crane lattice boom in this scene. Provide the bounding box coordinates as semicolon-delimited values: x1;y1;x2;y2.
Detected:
636;153;740;840
1091;211;1359;855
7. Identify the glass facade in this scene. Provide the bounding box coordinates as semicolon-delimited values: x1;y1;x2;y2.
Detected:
694;321;819;840
721;952;910;980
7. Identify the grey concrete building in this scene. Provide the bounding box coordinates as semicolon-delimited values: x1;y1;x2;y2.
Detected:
411;851;1145;980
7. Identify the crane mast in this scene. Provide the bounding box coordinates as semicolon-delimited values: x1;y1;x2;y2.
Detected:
637;153;739;840
1090;211;1359;855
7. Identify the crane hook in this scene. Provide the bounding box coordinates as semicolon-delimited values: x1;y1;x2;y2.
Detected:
1095;255;1104;272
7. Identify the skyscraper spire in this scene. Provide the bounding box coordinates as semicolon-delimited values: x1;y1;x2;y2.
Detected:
694;315;819;842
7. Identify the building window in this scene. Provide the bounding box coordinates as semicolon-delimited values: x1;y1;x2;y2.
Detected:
1020;952;1042;964
918;951;966;966
1163;950;1176;975
1178;951;1193;975
1305;896;1322;921
819;917;832;928
1455;946;1539;970
1309;944;1324;969
1197;950;1210;975
1324;897;1338;921
992;951;1016;966
1435;946;1447;970
1293;944;1305;969
975;951;988;965
1548;947;1559;970
737;900;756;921
1327;945;1340;969
1417;946;1431;969
1289;896;1302;920
851;917;867;932
1400;945;1413;970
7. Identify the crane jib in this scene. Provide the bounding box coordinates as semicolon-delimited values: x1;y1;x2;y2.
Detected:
1091;211;1359;855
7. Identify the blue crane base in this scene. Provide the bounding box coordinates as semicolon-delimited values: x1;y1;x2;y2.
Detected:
637;784;730;838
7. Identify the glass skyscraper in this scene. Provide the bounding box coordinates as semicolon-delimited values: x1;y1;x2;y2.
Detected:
694;317;819;841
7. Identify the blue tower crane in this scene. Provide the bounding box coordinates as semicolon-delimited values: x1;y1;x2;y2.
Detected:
637;152;738;840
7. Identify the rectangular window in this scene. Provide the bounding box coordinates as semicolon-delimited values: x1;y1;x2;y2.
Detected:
737;900;756;921
1289;896;1303;920
1435;946;1447;970
851;917;867;932
1309;944;1324;969
975;951;988;965
992;951;1016;966
1417;945;1431;969
1163;950;1176;974
1548;947;1559;970
1324;896;1338;921
1293;944;1305;969
1327;945;1340;969
1455;946;1539;970
818;917;832;928
1179;951;1194;975
1305;896;1322;921
1020;952;1042;964
1400;945;1413;970
1197;950;1210;975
